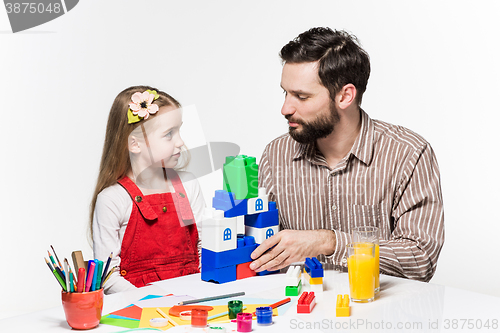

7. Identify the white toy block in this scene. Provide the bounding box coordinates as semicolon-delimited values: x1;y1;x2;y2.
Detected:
310;283;324;293
247;187;269;215
201;209;237;252
245;225;279;244
236;215;245;235
285;266;301;287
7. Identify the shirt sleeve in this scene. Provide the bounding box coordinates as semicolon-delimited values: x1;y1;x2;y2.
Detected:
93;187;137;294
378;143;445;281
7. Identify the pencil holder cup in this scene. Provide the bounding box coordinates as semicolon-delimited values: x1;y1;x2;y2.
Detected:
61;289;103;330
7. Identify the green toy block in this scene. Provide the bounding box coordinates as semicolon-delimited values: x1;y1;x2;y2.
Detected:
223;155;258;200
285;280;302;296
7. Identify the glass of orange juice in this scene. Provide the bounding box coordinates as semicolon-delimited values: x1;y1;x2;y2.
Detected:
347;242;375;303
352;226;380;294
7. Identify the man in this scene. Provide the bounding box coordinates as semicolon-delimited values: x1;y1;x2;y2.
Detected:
249;27;444;282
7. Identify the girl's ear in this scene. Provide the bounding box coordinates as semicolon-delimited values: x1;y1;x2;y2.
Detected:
128;135;141;153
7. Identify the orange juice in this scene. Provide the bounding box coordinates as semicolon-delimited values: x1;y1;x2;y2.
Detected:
348;251;375;302
352;242;379;293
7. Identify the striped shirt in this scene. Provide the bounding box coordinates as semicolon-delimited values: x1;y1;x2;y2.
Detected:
258;110;444;282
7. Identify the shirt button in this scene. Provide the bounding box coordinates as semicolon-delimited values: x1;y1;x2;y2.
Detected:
120;270;127;276
341;258;347;265
332;204;337;210
163;206;167;213
135;196;142;203
332;172;337;176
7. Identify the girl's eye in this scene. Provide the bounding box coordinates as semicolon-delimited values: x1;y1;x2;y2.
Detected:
165;131;172;138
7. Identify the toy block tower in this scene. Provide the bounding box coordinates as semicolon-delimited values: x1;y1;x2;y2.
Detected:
303;257;324;293
201;154;279;284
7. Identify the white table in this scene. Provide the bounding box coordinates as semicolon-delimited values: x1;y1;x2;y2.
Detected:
2;270;499;332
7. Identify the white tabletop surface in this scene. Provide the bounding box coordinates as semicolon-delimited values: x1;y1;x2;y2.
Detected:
2;270;500;332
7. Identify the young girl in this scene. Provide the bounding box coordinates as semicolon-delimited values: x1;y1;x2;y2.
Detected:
90;86;205;294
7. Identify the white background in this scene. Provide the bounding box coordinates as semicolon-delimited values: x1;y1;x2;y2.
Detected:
1;0;499;317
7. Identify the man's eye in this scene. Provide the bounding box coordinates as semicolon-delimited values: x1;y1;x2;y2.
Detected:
297;95;308;100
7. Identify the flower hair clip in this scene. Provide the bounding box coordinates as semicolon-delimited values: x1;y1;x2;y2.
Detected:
127;89;160;124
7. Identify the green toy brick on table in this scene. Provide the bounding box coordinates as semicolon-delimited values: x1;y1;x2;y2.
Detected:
223;155;258;200
285;280;302;296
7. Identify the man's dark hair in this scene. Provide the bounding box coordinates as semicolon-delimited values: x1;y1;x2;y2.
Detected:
280;27;370;106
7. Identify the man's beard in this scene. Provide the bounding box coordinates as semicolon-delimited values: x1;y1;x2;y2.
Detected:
286;102;340;144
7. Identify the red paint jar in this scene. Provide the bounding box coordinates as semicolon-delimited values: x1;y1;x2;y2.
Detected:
191;308;208;328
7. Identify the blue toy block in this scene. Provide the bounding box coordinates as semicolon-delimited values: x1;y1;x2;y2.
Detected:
244;202;278;228
256;269;280;276
201;264;236;284
202;235;258;268
212;190;248;218
305;257;324;278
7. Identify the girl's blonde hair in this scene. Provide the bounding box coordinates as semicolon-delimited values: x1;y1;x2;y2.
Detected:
89;85;186;243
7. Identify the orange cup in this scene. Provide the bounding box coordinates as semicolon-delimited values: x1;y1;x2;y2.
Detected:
61;289;103;330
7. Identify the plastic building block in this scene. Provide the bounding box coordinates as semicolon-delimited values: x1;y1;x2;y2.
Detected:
201;209;237;252
310;284;324;293
236;215;245;235
285;266;301;286
201;236;258;268
223;155;258;200
236;262;256;280
285;280;302;296
304;258;324;278
297;292;316;314
256;269;279;276
212;190;248;217
245;225;279;244
309;276;323;285
336;294;350;317
247;188;269;215
244;202;279;228
201;264;236;284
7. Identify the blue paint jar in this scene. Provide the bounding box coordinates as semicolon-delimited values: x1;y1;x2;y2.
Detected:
255;306;273;326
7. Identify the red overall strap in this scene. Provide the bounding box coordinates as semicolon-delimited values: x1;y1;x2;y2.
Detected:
117;176;158;221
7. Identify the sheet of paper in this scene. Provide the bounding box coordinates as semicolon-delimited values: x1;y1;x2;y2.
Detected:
134;295;195;308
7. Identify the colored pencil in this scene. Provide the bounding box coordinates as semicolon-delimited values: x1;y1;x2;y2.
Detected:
55;266;67;291
77;268;85;292
85;261;95;292
91;260;99;291
102;266;116;286
48;250;58;269
64;259;70;293
101;252;113;285
51;245;64;275
69;267;74;292
156;308;178;326
44;257;54;272
179;292;245;305
45;258;65;290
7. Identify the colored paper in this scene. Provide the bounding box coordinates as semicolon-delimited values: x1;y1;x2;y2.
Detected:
109;305;143;320
133;295;195;308
100;314;140;329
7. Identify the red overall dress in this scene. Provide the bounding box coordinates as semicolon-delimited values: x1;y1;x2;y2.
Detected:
117;171;200;287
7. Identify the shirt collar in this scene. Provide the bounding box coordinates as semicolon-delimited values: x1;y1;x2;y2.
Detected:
292;109;375;167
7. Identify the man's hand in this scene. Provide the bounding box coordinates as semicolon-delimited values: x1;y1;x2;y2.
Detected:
249;229;336;272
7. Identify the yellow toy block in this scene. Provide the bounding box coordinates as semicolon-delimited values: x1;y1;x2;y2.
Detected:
336;294;350;317
309;276;323;285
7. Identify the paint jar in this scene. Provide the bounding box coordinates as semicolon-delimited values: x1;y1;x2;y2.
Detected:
256;306;273;326
61;289;103;330
228;300;243;319
236;312;252;332
191;308;208;328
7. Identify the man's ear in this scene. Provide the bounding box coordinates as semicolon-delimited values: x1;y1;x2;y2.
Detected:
337;84;357;110
128;135;141;154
